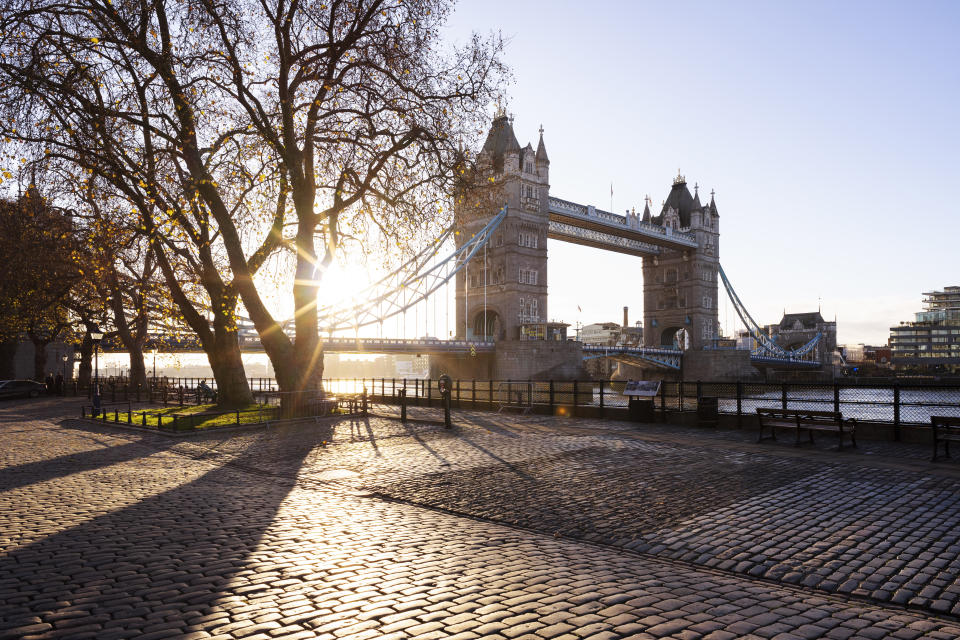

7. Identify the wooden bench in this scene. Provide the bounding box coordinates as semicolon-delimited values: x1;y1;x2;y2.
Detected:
931;416;960;462
756;408;857;449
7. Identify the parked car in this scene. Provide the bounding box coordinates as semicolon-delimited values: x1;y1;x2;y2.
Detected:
0;380;45;399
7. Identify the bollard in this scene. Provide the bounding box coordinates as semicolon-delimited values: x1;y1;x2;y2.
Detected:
142;412;147;426
439;374;452;429
362;388;368;416
399;389;407;423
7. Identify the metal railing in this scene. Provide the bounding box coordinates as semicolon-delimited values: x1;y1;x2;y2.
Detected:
71;376;960;440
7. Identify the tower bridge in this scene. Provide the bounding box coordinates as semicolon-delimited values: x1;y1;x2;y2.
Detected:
191;114;825;380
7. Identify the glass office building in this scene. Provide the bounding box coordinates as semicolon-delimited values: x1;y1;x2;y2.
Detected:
890;287;960;372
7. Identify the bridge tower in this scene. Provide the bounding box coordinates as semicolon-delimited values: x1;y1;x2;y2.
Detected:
454;114;550;341
641;175;720;351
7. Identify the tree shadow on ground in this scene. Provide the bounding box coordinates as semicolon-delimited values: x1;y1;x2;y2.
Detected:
0;437;171;493
0;421;333;636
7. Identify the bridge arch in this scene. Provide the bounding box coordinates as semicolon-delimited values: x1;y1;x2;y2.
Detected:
472;308;503;341
659;326;689;351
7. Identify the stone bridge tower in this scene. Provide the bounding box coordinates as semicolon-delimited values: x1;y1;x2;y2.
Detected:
641;175;720;351
454;114;550;341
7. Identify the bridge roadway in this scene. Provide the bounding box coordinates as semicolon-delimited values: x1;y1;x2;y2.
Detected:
242;336;498;355
547;196;699;257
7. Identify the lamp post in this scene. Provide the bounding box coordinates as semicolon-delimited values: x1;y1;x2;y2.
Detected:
90;327;103;412
152;348;157;382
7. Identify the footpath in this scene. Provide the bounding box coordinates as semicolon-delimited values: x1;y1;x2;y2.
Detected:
1;398;960;639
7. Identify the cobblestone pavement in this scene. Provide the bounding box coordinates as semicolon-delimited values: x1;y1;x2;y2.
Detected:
3;398;960;639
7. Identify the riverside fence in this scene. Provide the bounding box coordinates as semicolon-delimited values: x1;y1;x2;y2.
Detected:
65;376;960;432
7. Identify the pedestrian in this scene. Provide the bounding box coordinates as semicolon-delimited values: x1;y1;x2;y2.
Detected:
55;372;64;396
45;373;54;394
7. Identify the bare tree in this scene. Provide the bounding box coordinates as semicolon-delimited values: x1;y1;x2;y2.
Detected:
0;0;505;399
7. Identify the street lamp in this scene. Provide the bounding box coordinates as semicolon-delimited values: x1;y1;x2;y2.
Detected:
152;348;157;382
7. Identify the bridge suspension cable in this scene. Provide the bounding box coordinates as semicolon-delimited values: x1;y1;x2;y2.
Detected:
315;205;508;334
718;264;822;359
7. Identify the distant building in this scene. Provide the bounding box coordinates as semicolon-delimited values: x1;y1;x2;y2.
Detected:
619;324;643;347
734;312;837;364
581;322;620;346
842;344;866;363
890;286;960;372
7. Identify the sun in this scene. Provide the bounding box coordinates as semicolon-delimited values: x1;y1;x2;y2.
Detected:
315;261;375;308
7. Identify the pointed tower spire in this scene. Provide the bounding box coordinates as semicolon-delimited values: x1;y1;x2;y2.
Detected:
642;195;652;223
709;188;718;215
535;124;549;165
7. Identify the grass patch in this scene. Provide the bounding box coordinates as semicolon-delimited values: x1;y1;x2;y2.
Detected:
103;403;277;430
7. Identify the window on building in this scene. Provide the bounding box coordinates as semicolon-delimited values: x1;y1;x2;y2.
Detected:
519;231;539;248
519;268;538;285
524;161;534;174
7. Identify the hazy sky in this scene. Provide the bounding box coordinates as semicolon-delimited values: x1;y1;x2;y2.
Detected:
440;0;960;345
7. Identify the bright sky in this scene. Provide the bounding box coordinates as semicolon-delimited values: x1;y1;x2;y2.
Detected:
438;0;960;346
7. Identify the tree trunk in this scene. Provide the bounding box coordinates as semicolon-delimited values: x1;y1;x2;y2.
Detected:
0;341;17;379
78;336;93;389
127;346;147;389
205;318;251;408
31;338;49;381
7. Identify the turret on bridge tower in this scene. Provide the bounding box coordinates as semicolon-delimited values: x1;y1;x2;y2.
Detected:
454;113;551;341
641;174;721;351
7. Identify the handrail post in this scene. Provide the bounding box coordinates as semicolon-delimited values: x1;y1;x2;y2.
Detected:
833;382;841;414
573;380;579;417
893;383;901;441
400;388;407;423
599;381;604;412
489;380;494;410
660;383;666;421
549;380;555;412
678;381;684;412
736;380;743;428
781;383;788;411
472;379;476;408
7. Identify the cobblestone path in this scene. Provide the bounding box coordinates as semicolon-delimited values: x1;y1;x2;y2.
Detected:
2;398;960;639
